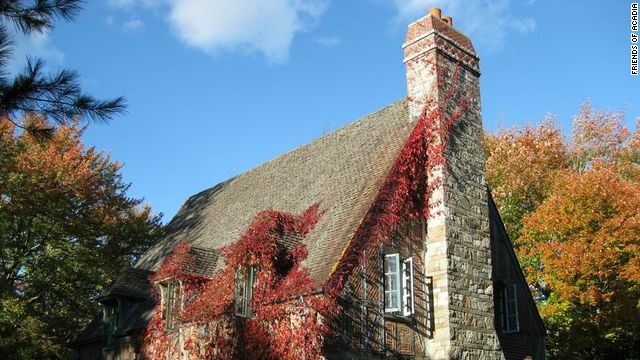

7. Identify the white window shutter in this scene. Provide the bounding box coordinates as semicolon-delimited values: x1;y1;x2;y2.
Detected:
402;257;415;316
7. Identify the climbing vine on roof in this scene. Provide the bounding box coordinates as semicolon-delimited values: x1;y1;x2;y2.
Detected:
143;62;471;359
143;204;341;360
328;62;474;290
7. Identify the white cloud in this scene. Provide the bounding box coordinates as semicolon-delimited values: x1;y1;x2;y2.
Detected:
391;0;535;53
7;32;65;75
314;36;341;47
108;0;329;63
166;0;328;63
122;18;145;31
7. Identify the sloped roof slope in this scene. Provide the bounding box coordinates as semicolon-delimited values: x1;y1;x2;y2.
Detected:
184;247;220;277
100;267;153;300
135;99;412;281
71;297;157;346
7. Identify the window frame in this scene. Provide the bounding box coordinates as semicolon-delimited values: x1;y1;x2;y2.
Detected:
383;253;416;317
103;301;119;347
159;279;181;332
165;280;175;331
234;265;256;318
500;283;520;333
384;253;402;313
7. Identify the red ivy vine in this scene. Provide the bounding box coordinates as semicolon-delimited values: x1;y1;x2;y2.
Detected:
143;62;471;359
327;62;473;291
143;204;341;360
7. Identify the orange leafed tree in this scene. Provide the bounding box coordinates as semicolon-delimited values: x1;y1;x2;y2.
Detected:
486;101;640;359
0;115;162;359
485;117;567;241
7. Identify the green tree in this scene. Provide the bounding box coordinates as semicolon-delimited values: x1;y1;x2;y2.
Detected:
0;0;125;136
0;117;162;359
485;101;640;359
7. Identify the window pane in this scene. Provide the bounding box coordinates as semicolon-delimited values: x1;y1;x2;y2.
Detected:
390;291;398;308
384;254;400;312
506;285;514;301
165;282;176;331
386;274;398;291
385;291;399;309
385;255;398;273
508;315;517;331
500;284;519;332
234;265;256;317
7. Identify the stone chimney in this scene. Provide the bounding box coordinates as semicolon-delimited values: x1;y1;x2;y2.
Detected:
404;8;503;359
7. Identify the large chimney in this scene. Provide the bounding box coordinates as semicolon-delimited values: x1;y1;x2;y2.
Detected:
404;8;502;359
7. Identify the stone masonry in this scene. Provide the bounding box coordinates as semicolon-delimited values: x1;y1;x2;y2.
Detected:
404;8;503;359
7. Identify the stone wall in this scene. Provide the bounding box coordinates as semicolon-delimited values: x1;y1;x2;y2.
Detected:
404;9;503;359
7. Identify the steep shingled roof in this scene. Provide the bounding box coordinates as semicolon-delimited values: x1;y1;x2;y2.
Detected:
71;297;157;346
72;99;413;348
184;247;220;277
135;99;412;282
100;267;153;300
72;248;212;346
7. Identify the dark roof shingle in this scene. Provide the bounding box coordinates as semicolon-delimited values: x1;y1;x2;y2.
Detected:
100;267;153;300
135;100;412;281
184;246;220;277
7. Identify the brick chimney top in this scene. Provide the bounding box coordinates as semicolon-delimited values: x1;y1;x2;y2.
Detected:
403;6;480;120
427;7;453;26
404;9;475;57
428;7;442;18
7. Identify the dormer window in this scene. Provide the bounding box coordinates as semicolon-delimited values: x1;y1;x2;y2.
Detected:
103;301;119;347
234;265;256;318
384;253;415;316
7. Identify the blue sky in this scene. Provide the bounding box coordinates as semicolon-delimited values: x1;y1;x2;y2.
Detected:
15;0;638;221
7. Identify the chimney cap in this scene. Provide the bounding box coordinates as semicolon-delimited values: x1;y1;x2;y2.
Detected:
428;7;442;19
442;16;453;26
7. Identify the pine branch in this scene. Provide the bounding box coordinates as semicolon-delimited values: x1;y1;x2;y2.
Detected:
0;0;82;34
0;26;13;71
0;58;126;135
0;1;126;136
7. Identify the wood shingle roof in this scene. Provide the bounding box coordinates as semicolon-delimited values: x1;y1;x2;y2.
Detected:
135;99;412;281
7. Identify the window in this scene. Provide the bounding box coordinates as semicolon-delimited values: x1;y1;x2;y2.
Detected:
234;265;256;317
103;302;118;346
500;283;519;333
384;254;401;312
162;280;180;332
384;254;415;316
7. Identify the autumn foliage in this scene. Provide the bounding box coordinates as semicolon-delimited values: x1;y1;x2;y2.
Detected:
143;204;339;360
143;63;472;359
0;116;162;359
486;101;640;359
329;64;473;291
